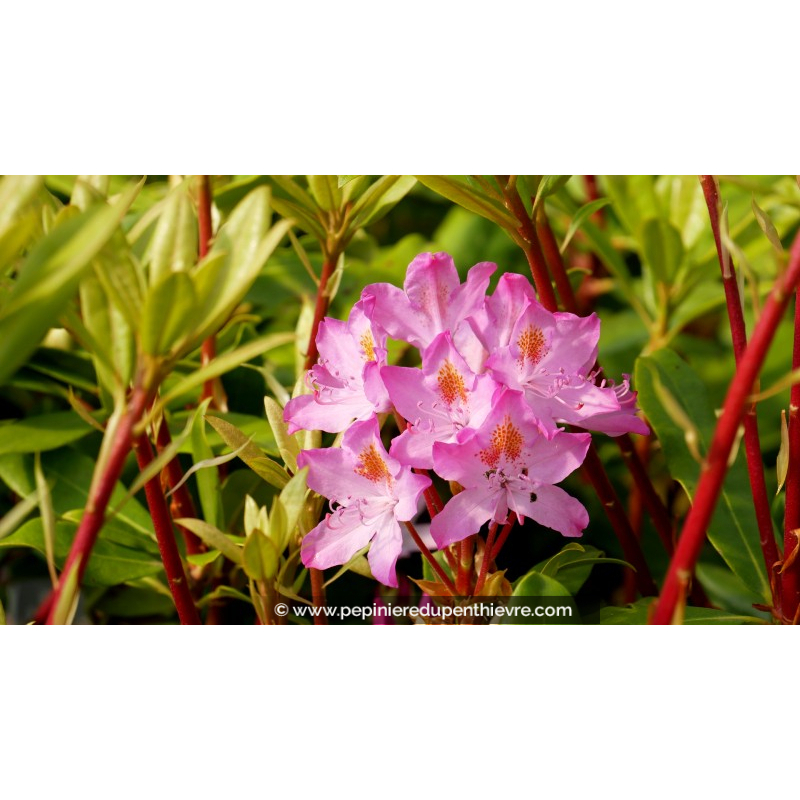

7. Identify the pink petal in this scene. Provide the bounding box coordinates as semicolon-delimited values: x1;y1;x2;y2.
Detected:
297;447;386;503
429;484;498;548
366;515;404;588
507;484;588;538
284;392;369;435
301;506;377;571
525;430;591;485
381;365;432;423
449;261;496;326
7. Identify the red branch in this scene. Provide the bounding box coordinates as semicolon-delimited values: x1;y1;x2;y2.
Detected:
35;384;152;624
154;415;204;556
700;175;781;612
303;258;337;372
404;520;457;596
652;229;800;624
783;289;800;619
133;434;201;624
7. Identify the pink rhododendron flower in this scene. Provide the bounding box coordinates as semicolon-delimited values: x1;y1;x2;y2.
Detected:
298;416;431;587
361;251;496;350
382;331;499;469
430;389;591;548
284;298;390;434
484;295;649;437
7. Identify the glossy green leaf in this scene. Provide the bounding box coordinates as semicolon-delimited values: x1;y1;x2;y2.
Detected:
242;528;280;581
532;543;631;595
0;412;95;456
158;332;294;407
193;188;292;343
264;396;300;473
0;519;162;587
635;348;771;601
140;270;198;356
0;181;141;386
752;196;784;254
560;198;612;253
415;176;518;231
640;218;684;284
350;176;417;229
532;175;571;212
144;182;199;282
175;518;243;565
204;415;290;488
601;597;766;624
307;175;341;213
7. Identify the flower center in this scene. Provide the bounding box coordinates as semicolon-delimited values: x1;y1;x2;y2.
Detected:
517;325;547;366
359;330;376;361
436;360;467;406
354;443;393;484
479;415;524;469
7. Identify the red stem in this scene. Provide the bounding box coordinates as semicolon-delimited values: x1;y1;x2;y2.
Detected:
474;523;498;595
36;383;152;624
700;175;781;612
133;434;201;625
303;257;337;372
302;254;342;622
783;289;800;619
500;180;559;310
652;229;800;624
154;415;205;556
404;521;457;596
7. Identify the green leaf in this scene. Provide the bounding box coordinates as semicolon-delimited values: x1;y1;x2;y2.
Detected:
175;518;243;566
560;198;612;253
532;543;631;595
191;410;221;529
242;528;280;581
350;176;417;229
158;332;294;407
337;175;360;188
0;519;162;587
205;416;290;488
51;559;81;625
186;550;222;568
140;270;198;356
0;412;95;456
144;181;199;282
307;175;341;213
635;348;771;601
34;452;58;586
279;466;308;546
0;181;141;386
532;175;571;212
512;571;573;598
600;597;766;624
192;188;292;343
640;218;685;284
415;176;518;231
264;396;300;473
0;175;43;270
752;196;784;254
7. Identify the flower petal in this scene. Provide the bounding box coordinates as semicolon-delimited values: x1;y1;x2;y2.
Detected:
429;484;498;548
301;506;377;571
507;484;588;538
366;515;404;588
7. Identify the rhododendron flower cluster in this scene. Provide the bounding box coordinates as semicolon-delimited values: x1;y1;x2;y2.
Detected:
285;252;649;587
